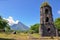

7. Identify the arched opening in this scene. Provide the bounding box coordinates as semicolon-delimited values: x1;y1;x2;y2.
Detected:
46;17;49;22
45;9;48;14
47;28;50;32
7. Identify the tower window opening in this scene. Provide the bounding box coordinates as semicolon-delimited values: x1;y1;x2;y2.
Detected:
47;28;50;32
46;17;49;22
45;9;48;14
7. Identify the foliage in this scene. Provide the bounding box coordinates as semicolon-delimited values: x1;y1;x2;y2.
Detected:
29;30;35;34
30;23;40;33
5;25;10;32
23;30;29;34
54;18;60;29
0;16;11;31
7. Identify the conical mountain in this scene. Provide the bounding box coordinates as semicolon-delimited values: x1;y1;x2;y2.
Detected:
11;22;29;31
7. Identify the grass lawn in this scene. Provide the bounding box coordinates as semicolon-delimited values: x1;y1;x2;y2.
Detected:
31;33;40;38
0;33;29;40
0;33;59;40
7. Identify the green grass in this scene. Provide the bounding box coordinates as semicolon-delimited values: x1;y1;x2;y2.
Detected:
31;33;40;38
0;33;59;40
0;33;29;40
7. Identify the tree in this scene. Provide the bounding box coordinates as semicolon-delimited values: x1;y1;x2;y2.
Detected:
5;25;10;32
0;16;10;31
54;18;60;29
30;23;40;33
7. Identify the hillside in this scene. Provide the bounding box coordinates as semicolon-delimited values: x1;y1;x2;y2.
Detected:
11;22;29;31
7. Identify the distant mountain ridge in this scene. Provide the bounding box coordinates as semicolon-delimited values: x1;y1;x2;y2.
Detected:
11;22;29;31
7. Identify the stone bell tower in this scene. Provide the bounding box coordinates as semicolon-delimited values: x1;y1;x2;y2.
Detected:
40;2;56;36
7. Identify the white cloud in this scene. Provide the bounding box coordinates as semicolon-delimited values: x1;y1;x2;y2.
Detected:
3;16;19;26
58;10;60;14
15;20;19;24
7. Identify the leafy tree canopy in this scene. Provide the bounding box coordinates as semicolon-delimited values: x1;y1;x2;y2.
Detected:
0;16;10;31
30;23;40;33
54;18;60;30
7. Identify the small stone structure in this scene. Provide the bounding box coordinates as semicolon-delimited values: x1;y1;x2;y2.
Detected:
40;2;56;36
12;31;16;34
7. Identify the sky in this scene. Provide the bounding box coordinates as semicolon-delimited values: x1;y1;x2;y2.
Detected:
0;0;60;27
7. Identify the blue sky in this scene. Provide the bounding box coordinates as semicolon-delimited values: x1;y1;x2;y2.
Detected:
0;0;60;27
